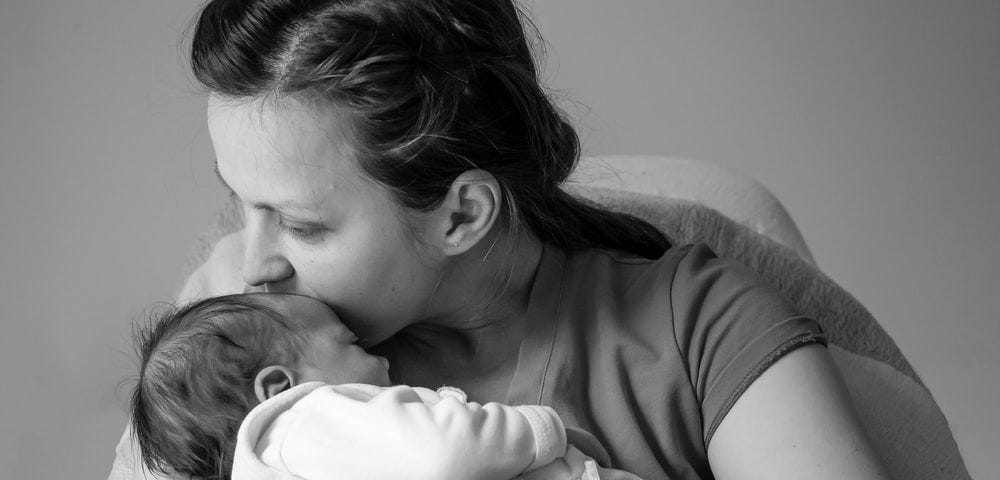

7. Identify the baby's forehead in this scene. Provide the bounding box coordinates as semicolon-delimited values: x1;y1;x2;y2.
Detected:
244;293;338;322
245;292;318;307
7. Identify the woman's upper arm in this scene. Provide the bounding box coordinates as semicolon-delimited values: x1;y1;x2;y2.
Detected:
707;344;892;480
176;232;246;302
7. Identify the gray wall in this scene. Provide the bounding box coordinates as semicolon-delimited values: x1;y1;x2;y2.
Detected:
1;1;996;478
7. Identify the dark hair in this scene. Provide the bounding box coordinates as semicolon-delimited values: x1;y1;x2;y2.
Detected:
131;294;304;480
190;0;669;259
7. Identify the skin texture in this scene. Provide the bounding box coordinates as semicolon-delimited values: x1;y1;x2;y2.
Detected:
203;95;891;479
708;344;893;480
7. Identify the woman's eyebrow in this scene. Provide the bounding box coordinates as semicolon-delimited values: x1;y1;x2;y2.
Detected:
213;159;325;217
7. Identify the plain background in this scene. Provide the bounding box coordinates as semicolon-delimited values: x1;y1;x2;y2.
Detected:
1;1;996;478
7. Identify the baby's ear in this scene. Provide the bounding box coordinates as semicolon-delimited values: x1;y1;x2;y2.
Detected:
253;366;295;402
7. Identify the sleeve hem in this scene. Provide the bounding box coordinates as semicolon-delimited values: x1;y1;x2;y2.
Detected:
514;405;567;471
702;316;827;447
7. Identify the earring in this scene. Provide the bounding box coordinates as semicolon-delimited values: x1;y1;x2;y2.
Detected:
452;242;460;247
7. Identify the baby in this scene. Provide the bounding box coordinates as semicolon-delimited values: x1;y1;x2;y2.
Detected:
131;293;632;480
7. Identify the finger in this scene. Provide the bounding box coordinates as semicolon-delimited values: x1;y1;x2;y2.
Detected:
561;445;590;479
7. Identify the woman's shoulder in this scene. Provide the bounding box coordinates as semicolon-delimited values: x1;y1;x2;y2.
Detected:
577;242;769;286
552;244;704;336
558;242;792;334
562;243;716;292
176;232;245;302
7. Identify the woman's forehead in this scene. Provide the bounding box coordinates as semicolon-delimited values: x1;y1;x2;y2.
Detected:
208;95;352;166
207;95;365;203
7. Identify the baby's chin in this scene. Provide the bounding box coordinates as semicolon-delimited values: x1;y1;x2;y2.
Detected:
369;369;393;387
370;356;393;386
344;365;392;387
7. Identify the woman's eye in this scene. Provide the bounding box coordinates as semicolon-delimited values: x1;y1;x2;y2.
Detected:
275;219;326;241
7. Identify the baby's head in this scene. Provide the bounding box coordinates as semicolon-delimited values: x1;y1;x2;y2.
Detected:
131;293;390;480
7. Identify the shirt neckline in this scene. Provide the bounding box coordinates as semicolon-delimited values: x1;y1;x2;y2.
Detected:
505;243;567;406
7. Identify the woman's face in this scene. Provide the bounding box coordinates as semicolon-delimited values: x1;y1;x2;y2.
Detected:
207;95;445;346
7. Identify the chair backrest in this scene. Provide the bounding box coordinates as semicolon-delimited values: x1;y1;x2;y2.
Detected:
567;155;970;480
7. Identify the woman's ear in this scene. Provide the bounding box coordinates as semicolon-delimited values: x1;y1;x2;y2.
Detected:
253;365;296;403
436;169;502;255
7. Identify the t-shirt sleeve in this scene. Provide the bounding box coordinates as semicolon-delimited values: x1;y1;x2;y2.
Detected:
668;244;826;446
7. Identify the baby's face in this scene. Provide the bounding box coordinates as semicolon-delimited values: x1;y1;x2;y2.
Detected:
252;293;392;387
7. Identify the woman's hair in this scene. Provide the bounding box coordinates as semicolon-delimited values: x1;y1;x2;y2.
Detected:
131;294;305;480
190;0;669;259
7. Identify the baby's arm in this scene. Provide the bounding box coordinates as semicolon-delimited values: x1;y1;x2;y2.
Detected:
260;385;566;480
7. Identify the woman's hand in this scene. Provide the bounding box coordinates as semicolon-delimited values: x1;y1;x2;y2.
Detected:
511;445;592;480
511;446;645;480
707;344;893;480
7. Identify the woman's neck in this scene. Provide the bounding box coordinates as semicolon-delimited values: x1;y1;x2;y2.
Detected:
376;228;545;397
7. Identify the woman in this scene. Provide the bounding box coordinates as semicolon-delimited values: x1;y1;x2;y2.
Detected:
111;1;890;479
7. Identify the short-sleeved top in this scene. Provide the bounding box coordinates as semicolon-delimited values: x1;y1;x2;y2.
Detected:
503;243;826;480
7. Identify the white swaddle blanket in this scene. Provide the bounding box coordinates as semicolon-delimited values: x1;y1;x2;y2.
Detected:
231;382;603;480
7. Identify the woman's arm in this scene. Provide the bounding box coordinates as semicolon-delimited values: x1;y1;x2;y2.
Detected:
176;231;246;302
707;344;892;480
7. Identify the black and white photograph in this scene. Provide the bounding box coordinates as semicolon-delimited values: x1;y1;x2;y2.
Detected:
1;1;996;479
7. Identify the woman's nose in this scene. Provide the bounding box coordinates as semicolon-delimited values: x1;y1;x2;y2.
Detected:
241;223;294;287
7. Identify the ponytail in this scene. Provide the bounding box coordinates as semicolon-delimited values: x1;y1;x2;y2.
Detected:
520;188;670;259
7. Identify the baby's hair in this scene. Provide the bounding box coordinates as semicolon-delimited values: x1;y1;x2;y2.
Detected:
131;294;306;480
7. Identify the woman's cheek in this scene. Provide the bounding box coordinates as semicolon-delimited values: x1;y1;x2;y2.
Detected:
304;252;375;303
280;247;333;299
